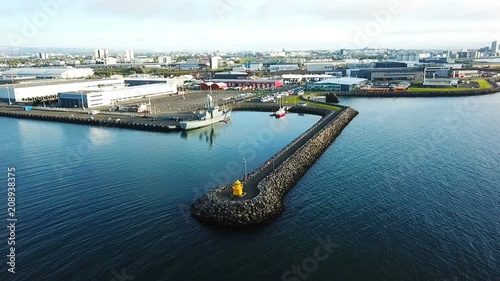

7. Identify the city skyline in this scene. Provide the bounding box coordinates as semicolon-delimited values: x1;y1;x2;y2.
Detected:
2;0;499;51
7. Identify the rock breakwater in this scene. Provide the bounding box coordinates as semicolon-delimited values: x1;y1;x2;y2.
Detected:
191;107;358;227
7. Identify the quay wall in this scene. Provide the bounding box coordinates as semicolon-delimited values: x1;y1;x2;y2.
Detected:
190;107;358;227
0;109;181;132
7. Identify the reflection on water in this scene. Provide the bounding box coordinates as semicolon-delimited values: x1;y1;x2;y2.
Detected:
180;122;228;148
88;127;112;145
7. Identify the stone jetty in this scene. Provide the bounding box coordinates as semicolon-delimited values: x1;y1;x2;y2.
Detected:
191;106;358;227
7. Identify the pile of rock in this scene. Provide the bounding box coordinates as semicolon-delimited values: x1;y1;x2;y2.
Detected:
190;108;358;227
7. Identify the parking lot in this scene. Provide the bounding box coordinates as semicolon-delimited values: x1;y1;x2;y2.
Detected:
94;91;257;114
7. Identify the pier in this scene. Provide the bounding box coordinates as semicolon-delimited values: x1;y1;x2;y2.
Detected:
191;104;358;227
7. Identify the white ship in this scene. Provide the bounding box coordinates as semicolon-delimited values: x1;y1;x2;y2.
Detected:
179;94;232;130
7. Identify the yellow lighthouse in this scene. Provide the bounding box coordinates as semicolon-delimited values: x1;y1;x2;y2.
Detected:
232;180;244;197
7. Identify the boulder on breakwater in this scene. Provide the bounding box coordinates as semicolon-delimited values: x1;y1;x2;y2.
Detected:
190;107;358;227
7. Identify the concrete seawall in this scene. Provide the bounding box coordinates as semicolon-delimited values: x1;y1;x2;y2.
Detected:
190;107;358;227
0;109;182;132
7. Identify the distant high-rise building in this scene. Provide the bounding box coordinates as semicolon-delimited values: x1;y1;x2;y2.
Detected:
471;51;482;58
37;53;49;59
94;49;109;59
125;49;135;62
158;56;172;65
395;53;418;62
210;57;220;69
491;41;498;54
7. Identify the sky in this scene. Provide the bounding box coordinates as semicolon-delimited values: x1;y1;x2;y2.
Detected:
1;0;499;52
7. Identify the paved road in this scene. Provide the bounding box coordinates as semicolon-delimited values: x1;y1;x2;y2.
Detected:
95;91;251;114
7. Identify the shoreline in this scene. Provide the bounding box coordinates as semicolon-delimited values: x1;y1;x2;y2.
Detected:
0;103;337;133
333;87;500;98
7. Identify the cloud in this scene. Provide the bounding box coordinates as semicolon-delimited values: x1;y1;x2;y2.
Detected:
0;0;498;50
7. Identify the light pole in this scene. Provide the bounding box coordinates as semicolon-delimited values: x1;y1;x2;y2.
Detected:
80;91;85;110
148;95;152;114
243;157;247;180
7;87;12;105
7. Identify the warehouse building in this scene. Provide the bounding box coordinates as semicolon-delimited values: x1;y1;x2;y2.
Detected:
305;62;344;72
452;70;479;78
350;67;424;81
58;83;178;108
306;77;368;91
0;79;124;103
269;64;300;72
213;71;249;80
200;82;228;91
282;74;335;84
124;77;170;87
247;63;263;71
209;79;283;89
0;68;94;79
375;62;408;68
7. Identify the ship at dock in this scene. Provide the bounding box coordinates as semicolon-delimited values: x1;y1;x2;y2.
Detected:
179;94;232;130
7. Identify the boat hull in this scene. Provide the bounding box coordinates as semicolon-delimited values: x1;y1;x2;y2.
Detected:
275;107;286;118
180;110;231;130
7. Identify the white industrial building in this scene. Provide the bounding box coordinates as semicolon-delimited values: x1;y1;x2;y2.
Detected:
0;68;94;79
305;61;346;72
58;83;177;108
0;79;124;102
249;63;263;71
269;64;300;72
282;74;335;84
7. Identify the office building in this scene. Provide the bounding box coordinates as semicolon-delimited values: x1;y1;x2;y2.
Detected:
158;56;172;65
95;49;109;59
124;49;135;62
37;53;50;59
492;41;498;54
375;62;408;68
210;57;221;70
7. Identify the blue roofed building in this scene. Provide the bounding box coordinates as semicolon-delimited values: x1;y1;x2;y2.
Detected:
306;77;368;92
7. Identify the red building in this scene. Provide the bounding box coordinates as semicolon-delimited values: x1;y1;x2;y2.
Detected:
209;79;283;89
200;82;228;90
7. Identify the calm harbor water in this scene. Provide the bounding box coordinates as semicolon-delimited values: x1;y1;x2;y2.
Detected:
1;94;500;281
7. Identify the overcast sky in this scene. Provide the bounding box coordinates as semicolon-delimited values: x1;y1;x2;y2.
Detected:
2;0;499;51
